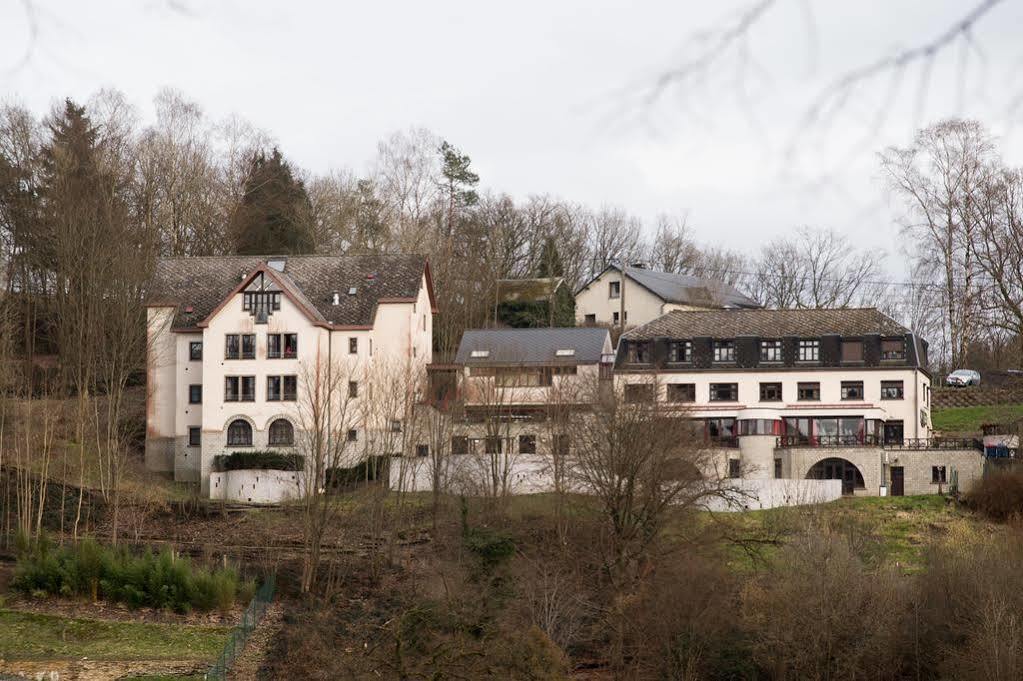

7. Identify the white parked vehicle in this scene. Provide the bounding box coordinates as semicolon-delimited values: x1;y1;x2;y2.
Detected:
945;369;981;387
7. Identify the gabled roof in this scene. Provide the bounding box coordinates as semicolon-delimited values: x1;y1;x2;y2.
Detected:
455;327;611;366
622;307;910;341
577;264;759;309
149;254;434;330
496;277;565;304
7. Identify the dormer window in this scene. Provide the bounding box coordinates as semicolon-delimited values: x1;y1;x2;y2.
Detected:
348;286;357;296
555;349;575;357
242;272;282;323
668;341;692;363
797;339;819;362
881;339;906;361
626;341;649;364
470;350;490;358
713;341;735;363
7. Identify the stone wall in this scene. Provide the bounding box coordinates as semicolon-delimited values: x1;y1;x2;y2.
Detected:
886;448;984;495
933;386;1023;410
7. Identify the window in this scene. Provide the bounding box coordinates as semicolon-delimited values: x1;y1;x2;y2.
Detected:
609;280;621;299
451;436;469;455
881;380;904;399
625;342;649;363
774;458;782;479
713;341;735;362
390;420;402;433
728;459;741;479
519;435;536;454
841;340;864;363
188;426;201;447
881;339;906;361
349;337;358;354
797;382;820;401
225;334;239;359
485;437;503;454
613;311;627;325
759;382;782;402
625;383;654;403
710;383;738;402
345;429;358;442
416;444;429;458
189;342;202;361
706;418;736;440
188;384;202;404
797;340;819;362
666;383;696;403
554;434;570;457
584;314;596;325
267;375;297;401
267;333;298;359
841;381;864;401
932;465;947;484
227;419;252;446
496;367;553;387
268;419;295;446
224;376;255;402
760;340;782;362
349;381;358;398
668;341;692;363
738;419;780;435
241;334;255;359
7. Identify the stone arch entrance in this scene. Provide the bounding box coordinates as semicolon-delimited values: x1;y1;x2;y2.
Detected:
807;457;865;495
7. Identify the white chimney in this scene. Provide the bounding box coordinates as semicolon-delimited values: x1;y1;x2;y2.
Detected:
331;292;340;305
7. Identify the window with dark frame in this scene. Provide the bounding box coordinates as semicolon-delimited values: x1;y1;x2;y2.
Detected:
451;436;469;455
625;383;654;403
797;382;821;401
760;340;782;362
188;426;200;447
881;339;906;361
188;384;202;404
774;458;782;479
841;381;864;400
268;418;294;446
349;337;358;354
609;280;621;299
416;444;429;458
841;340;864;363
710;383;738;402
189;342;202;361
932;465;947;484
728;459;740;479
797;339;819;362
626;342;649;363
668;341;692;363
268;333;298;359
554;434;570;457
390;420;402;433
519;434;536;454
349;381;358;398
485;436;503;454
267;375;297;401
347;429;358;442
224;376;253;402
584;314;596;325
759;382;782;402
713;340;735;362
881;380;904;400
241;334;255;359
227;419;252;446
225;334;239;359
666;383;696;403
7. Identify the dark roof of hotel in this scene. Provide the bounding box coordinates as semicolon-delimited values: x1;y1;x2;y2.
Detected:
577;265;760;309
622;308;910;340
150;254;430;329
455;327;611;366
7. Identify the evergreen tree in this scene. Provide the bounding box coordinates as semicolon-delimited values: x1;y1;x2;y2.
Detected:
231;147;315;254
536;236;565;278
438;140;479;236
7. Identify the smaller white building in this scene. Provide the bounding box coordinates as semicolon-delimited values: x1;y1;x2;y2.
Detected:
574;264;759;329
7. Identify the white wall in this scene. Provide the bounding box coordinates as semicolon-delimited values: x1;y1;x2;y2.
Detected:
209;468;306;503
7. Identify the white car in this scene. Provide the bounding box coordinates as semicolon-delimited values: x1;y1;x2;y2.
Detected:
945;369;981;387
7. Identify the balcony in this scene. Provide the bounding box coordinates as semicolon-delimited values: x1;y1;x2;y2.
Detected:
777;434;880;448
883;437;983;451
776;435;983;451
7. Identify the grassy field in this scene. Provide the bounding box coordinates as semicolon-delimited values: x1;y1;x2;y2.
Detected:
931;403;1023;433
0;609;231;661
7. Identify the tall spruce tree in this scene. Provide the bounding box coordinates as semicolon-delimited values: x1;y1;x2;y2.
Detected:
231;147;315;254
536;236;565;278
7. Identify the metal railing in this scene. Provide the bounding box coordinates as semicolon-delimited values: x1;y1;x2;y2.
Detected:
777;435;880;448
884;437;983;451
206;573;276;681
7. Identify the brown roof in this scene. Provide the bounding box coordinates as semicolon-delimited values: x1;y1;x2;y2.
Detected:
496;277;565;303
149;254;433;330
622;308;909;340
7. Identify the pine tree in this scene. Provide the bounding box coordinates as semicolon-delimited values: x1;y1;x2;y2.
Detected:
438;140;479;236
536;236;565;278
231;147;315;254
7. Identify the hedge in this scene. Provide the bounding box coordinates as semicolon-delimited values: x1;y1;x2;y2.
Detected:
212;450;304;472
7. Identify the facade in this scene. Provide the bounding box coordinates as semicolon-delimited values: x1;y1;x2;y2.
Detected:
615;308;983;496
574;264;759;329
145;254;436;496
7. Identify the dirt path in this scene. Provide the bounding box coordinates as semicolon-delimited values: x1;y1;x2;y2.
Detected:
227;602;284;681
0;658;206;680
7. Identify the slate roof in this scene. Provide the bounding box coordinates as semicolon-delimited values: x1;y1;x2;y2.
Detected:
496;277;565;303
622;308;910;340
149;254;430;330
578;265;759;309
455;328;611;366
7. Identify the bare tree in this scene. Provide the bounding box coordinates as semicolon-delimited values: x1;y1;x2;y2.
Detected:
646;213;700;274
585;206;644;277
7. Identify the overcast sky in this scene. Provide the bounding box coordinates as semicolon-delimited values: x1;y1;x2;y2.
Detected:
3;0;1023;276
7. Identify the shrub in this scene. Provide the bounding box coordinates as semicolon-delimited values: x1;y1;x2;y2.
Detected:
964;469;1023;520
12;536;254;613
212;450;304;472
464;527;516;569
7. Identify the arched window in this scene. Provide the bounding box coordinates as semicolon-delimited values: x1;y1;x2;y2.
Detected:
268;418;294;446
227;419;252;446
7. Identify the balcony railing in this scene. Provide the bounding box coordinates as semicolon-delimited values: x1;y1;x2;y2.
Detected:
884;437;983;451
777;434;880;448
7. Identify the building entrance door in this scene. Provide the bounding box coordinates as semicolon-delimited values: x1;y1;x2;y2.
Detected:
890;466;905;496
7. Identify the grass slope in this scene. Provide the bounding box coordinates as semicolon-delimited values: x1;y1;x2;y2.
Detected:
0;609;231;661
931;403;1023;433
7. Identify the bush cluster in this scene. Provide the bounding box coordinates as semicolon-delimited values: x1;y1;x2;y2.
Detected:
964;468;1023;520
212;450;304;472
12;536;256;613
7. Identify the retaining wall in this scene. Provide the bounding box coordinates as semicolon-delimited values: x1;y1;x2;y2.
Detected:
209;468;305;504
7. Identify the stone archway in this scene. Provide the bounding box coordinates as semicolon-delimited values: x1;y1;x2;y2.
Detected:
806;457;865;495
